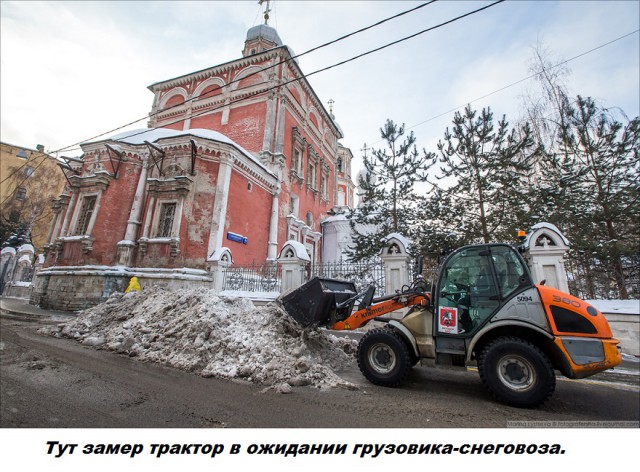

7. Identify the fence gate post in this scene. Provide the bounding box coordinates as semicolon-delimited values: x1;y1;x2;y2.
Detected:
207;247;233;293
379;233;412;295
277;240;311;293
522;223;571;292
0;247;17;295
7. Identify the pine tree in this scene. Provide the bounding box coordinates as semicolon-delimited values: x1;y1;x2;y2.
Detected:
551;96;640;299
519;44;639;299
346;120;435;262
428;105;537;246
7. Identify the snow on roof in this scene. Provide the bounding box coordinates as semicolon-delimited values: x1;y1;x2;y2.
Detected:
92;128;274;177
38;264;211;281
106;143;124;153
321;213;348;224
524;222;571;247
382;233;412;250
587;300;640;315
208;247;233;263
279;240;310;261
18;243;34;254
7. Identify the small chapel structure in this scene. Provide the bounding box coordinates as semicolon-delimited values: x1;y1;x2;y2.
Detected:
34;8;356;310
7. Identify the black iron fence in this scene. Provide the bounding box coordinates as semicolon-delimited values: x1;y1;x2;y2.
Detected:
307;259;386;295
219;258;434;298
221;263;282;294
221;260;391;296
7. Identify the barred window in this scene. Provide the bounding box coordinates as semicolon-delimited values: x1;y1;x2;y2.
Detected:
156;202;176;238
74;195;97;235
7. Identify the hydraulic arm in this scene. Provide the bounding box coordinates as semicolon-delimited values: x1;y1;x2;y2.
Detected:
331;292;429;330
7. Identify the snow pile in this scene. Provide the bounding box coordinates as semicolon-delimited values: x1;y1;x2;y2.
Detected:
43;287;358;390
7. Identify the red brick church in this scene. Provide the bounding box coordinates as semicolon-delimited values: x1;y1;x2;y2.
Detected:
34;15;355;310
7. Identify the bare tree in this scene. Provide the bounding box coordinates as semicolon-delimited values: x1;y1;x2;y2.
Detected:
1;158;61;251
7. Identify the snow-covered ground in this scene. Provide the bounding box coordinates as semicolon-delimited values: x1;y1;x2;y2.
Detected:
41;287;358;392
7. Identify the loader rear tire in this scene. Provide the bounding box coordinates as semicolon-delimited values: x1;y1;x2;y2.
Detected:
478;336;555;408
357;328;412;387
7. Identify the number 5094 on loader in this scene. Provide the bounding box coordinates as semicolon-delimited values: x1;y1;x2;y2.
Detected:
280;243;622;408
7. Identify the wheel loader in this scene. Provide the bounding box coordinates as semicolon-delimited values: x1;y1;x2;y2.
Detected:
279;243;622;408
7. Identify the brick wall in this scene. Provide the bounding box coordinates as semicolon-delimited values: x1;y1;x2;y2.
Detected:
224;172;272;265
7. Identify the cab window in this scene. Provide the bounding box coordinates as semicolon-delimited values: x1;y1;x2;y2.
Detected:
437;247;499;336
491;245;528;299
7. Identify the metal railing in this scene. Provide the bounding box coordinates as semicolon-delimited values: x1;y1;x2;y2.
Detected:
220;258;425;299
221;263;282;294
307;260;386;295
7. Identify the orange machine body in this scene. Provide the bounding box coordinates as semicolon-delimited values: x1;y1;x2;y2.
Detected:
537;284;621;378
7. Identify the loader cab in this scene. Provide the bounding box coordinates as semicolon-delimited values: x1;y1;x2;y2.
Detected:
434;244;532;337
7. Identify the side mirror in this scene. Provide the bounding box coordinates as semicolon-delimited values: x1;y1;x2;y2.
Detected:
539;279;546;286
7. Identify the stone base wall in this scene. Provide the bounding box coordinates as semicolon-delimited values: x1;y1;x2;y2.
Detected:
31;268;212;311
603;313;640;357
31;273;128;311
3;283;32;299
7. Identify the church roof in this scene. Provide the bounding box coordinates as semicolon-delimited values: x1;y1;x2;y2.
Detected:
146;25;342;139
90;128;275;177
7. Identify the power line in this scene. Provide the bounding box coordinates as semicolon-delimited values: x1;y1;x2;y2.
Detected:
0;154;52;207
0;148;55;185
52;1;440;154
358;28;640;183
381;29;640;145
1;1;439;185
2;0;502;194
62;0;504;151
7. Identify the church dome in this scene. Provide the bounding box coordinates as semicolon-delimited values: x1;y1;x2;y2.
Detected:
245;24;283;47
356;167;377;187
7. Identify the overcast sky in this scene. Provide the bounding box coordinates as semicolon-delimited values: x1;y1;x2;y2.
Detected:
1;0;638;174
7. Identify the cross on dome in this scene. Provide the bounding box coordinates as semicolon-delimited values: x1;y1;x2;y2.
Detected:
259;0;272;25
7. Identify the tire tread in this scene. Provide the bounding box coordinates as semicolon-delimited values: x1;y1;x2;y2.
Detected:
357;327;412;387
478;336;555;408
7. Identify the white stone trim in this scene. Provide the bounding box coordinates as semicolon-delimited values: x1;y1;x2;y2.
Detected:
69;191;101;237
158;87;189;110
150;198;181;239
192;77;226;99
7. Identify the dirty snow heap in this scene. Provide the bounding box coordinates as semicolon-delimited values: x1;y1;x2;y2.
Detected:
43;287;358;391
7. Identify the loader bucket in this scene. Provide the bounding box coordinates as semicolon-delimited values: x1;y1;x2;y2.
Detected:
279;277;358;328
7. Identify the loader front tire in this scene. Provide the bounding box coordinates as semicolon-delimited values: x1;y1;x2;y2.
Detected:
478;336;555;408
357;328;412;387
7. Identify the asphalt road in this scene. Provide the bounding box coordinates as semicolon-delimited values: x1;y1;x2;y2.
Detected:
1;308;638;429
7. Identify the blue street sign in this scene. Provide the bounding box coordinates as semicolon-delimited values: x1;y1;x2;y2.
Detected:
227;232;248;244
